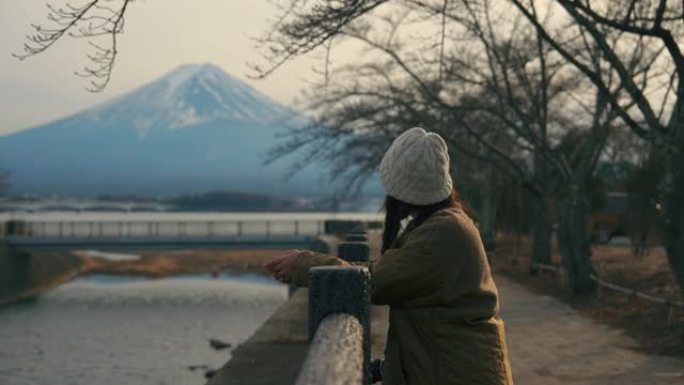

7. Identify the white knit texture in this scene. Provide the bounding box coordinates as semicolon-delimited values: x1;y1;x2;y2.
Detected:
379;127;453;205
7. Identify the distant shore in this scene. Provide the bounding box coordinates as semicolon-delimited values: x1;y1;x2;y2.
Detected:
0;248;290;306
77;248;289;277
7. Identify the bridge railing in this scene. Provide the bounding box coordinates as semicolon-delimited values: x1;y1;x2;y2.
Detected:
3;219;326;239
3;219;377;240
296;236;372;385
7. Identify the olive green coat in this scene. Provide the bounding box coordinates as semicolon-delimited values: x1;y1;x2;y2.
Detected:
292;207;514;385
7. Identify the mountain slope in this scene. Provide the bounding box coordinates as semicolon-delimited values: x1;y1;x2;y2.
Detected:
0;63;337;197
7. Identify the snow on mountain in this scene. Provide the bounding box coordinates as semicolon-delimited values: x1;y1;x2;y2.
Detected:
0;63;338;197
85;63;291;138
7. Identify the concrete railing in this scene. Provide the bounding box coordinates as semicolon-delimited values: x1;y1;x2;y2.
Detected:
295;236;372;385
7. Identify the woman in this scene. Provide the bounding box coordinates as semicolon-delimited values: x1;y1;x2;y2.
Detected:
264;127;514;385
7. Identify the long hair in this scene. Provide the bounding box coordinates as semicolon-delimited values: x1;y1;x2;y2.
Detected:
381;187;466;253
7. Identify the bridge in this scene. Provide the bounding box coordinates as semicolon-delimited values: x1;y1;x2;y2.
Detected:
0;215;379;251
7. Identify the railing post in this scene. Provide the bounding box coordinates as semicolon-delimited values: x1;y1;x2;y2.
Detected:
337;241;370;263
5;220;26;237
308;266;371;385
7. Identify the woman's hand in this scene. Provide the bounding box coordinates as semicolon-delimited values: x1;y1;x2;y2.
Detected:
263;250;302;283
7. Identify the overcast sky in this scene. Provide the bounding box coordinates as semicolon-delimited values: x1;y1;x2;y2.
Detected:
0;0;323;136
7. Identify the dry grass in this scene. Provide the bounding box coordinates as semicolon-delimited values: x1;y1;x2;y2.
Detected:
2;248;294;305
490;233;684;357
77;249;292;278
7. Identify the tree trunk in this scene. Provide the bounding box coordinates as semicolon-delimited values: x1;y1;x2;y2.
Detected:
529;197;552;274
480;171;500;252
529;150;552;273
557;190;595;294
662;146;684;298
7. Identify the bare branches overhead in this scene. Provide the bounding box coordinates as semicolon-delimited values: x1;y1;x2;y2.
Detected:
251;0;390;78
14;0;133;92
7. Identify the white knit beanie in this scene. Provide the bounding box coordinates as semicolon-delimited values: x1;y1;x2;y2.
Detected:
379;127;453;205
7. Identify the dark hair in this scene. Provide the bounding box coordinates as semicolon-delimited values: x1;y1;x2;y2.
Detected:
381;187;465;253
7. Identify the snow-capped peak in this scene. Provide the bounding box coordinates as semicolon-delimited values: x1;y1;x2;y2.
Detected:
88;63;293;138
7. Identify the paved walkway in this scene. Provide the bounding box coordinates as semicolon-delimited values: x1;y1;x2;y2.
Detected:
497;275;684;384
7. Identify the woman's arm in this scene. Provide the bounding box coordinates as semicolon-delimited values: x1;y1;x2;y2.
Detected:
265;221;449;305
263;250;348;286
291;251;348;286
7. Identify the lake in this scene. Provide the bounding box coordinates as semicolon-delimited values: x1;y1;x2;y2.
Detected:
0;274;288;385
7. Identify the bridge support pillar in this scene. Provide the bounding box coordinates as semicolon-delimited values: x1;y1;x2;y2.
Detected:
0;241;30;300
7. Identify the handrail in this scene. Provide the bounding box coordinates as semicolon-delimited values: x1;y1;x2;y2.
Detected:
296;314;364;385
296;235;372;385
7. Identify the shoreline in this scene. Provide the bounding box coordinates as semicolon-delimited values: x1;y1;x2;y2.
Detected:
78;248;288;277
0;248;290;306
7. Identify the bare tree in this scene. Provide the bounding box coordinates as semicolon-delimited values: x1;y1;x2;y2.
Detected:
509;0;684;296
17;0;671;293
259;0;655;293
14;0;133;92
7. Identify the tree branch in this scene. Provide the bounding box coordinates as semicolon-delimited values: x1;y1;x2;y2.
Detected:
14;0;132;92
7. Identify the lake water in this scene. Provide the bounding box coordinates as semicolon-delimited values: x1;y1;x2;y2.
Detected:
0;274;288;385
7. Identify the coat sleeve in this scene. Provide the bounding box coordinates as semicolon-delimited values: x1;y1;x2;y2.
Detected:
370;224;444;306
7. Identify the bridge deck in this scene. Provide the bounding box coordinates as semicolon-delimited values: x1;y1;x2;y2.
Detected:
7;235;320;251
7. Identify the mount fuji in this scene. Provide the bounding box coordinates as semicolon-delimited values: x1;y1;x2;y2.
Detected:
0;63;341;198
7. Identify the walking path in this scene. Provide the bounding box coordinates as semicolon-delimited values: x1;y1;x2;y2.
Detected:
497;275;684;384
